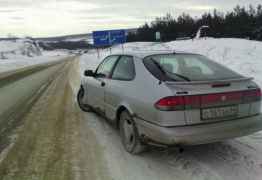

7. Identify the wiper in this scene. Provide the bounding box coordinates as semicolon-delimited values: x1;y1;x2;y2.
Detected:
151;58;191;82
151;58;166;75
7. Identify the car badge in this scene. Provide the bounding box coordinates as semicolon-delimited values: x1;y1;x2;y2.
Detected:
221;96;227;101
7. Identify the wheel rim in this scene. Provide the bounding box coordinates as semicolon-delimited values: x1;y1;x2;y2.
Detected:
122;116;135;151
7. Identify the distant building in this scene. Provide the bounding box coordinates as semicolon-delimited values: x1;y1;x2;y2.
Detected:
195;26;211;39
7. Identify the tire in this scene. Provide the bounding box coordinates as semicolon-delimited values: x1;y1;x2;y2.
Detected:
77;86;92;112
119;110;146;154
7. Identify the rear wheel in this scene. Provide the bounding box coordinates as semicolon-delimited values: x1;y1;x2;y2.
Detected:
77;86;91;112
119;110;146;154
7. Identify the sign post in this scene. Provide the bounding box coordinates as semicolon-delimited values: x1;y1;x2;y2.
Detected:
96;48;100;58
93;29;126;57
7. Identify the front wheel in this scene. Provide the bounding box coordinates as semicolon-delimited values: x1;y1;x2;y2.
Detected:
119;111;146;154
77;86;91;112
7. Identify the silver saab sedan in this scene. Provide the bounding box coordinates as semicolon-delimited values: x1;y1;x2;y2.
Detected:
77;51;262;154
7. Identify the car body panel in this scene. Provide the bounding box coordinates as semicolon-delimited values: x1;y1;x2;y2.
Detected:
81;51;262;146
164;79;259;125
134;114;262;145
86;77;106;112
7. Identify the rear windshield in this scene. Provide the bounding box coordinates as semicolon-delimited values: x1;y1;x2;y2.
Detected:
143;54;243;82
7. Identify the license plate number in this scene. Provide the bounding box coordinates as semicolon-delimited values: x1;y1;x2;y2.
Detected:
202;106;238;120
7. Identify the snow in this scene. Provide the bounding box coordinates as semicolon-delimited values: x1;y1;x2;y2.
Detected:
0;38;72;72
0;50;69;73
0;38;71;73
84;112;262;180
1;37;262;180
80;38;262;88
79;38;262;180
0;38;43;59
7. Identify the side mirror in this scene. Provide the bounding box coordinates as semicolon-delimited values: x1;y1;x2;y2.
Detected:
84;70;94;77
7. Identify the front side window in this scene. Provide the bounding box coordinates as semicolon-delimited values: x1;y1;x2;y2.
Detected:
96;56;119;78
112;56;135;81
143;54;243;81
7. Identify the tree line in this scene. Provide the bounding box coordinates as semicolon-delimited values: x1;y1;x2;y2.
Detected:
127;5;262;42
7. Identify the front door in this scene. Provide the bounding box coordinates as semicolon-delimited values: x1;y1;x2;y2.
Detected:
87;55;119;113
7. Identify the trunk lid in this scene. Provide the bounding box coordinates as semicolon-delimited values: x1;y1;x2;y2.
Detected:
165;78;261;125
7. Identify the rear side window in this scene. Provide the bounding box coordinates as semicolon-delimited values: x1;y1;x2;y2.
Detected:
112;56;135;81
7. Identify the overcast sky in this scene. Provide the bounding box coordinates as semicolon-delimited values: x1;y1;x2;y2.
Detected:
0;0;261;37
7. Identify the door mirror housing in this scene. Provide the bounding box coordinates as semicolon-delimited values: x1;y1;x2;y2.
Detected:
84;70;94;77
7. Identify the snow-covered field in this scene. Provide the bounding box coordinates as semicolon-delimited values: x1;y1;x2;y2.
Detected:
0;48;69;73
0;38;72;73
0;53;69;73
0;39;42;59
79;38;262;180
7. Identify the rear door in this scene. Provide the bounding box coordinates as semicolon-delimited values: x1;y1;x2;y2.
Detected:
87;55;119;113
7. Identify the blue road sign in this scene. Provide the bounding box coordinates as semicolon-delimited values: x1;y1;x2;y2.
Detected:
93;29;126;47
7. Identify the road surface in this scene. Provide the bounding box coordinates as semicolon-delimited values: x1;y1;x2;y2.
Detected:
0;55;262;180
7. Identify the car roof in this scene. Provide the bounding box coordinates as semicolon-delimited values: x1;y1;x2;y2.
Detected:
110;50;193;59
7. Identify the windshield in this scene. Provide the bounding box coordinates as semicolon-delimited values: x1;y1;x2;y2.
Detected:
143;54;243;82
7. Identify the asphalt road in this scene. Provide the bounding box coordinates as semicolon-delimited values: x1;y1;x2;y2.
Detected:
0;56;109;180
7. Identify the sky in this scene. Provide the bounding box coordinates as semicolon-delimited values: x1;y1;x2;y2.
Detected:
0;0;261;37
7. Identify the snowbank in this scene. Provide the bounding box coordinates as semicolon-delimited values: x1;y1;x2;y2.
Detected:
0;38;42;59
0;55;69;73
0;38;71;73
80;38;262;88
167;38;262;87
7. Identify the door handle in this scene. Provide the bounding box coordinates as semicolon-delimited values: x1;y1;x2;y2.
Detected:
101;81;106;87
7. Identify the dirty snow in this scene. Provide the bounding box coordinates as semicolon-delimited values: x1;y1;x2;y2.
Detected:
79;38;262;180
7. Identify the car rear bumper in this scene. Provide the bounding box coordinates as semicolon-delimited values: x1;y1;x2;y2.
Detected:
134;114;262;146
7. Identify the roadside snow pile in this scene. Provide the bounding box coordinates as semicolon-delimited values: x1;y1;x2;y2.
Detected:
81;38;262;87
0;38;70;73
0;38;42;59
0;55;69;73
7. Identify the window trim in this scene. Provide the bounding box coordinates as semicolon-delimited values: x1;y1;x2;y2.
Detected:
110;55;136;81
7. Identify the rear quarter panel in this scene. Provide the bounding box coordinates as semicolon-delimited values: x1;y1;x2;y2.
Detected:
112;57;186;126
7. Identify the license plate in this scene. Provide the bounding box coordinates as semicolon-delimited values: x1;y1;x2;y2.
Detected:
201;106;238;120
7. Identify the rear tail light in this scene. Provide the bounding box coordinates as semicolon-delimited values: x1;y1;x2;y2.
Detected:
155;96;200;111
155;89;261;111
155;96;185;111
201;92;243;105
243;88;261;102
